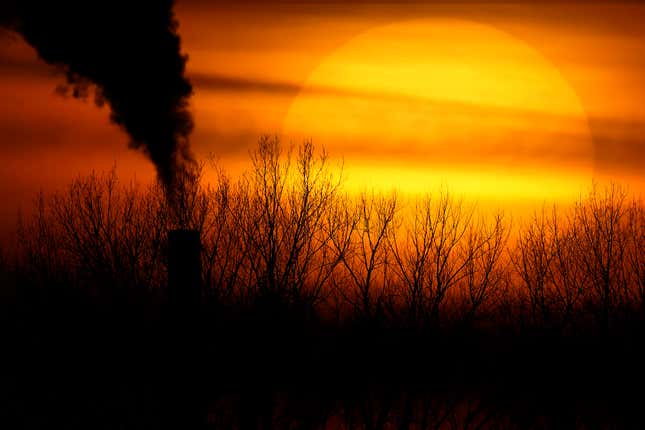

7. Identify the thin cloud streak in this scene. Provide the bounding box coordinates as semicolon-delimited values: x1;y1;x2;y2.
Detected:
191;72;645;174
191;71;587;123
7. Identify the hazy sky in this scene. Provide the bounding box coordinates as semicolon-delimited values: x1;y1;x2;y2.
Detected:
1;0;644;237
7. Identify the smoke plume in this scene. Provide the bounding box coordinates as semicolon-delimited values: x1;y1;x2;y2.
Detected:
0;0;195;194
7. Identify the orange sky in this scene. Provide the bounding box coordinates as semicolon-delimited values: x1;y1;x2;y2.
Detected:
1;0;644;238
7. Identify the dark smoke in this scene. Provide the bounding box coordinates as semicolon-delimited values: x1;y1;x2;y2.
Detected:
0;0;195;194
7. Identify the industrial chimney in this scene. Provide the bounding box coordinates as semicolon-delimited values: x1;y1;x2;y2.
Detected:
168;229;202;309
166;229;205;428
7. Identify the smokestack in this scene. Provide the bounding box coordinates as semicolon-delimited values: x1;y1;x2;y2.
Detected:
168;229;202;309
166;229;205;428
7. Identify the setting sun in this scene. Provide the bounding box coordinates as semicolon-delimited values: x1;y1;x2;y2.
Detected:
283;19;593;202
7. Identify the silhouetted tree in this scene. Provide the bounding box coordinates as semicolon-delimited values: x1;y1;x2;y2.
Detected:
389;192;474;329
458;211;509;327
574;183;629;330
234;136;343;309
335;191;397;321
625;197;645;315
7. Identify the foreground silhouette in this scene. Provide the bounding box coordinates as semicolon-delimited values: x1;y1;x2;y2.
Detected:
1;137;644;428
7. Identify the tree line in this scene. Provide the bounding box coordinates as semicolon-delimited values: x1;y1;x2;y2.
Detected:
6;135;644;334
